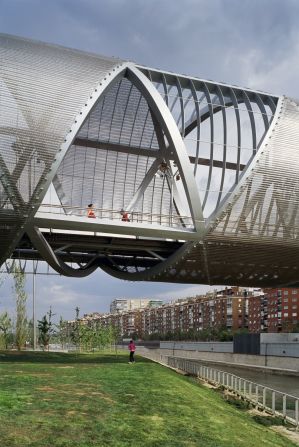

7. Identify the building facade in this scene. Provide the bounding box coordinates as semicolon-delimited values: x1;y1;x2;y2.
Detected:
265;288;299;332
110;298;163;314
78;287;299;338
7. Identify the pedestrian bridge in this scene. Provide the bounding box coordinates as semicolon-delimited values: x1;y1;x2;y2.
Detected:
1;33;299;286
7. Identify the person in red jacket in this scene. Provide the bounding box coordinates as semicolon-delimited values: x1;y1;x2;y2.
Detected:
87;203;96;218
120;209;130;222
128;339;136;363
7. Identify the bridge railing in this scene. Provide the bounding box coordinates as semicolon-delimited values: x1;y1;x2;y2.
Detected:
137;348;299;427
38;203;195;229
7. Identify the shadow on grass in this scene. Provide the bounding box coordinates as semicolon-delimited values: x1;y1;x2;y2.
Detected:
0;350;152;365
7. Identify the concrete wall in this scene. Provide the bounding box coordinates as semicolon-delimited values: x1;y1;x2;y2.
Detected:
161;340;299;359
160;341;233;353
260;343;299;357
156;348;299;372
261;333;299;343
158;340;299;372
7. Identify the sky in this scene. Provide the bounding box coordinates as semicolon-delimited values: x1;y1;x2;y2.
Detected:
1;0;299;322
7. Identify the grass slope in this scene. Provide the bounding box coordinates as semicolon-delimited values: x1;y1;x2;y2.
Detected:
0;351;295;447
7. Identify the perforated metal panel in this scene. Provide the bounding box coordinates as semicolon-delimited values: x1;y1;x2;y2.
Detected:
4;34;299;288
0;33;122;266
137;97;299;286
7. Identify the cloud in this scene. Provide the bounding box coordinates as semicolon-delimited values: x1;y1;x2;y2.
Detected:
154;284;219;301
1;0;299;319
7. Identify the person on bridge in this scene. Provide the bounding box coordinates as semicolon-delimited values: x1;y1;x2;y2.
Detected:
87;203;96;218
128;339;136;363
120;209;130;222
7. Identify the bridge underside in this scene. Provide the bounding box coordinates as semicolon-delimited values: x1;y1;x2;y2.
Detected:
11;228;299;287
1;34;299;287
13;232;181;271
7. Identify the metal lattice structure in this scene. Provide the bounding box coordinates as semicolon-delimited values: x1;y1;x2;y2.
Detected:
1;34;299;286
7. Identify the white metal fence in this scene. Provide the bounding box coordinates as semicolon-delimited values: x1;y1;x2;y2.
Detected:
137;348;299;427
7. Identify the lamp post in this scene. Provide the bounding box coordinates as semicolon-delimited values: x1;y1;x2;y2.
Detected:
32;261;37;350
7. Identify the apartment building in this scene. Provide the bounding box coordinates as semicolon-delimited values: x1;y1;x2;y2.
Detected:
110;298;163;314
247;293;268;333
265;288;299;332
77;287;299;338
79;287;250;337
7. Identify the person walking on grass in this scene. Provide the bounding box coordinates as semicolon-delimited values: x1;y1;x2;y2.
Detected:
128;339;136;363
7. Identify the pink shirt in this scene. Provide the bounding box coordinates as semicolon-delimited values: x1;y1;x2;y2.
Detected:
128;342;136;352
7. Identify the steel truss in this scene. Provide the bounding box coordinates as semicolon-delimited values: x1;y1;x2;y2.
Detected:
2;34;299;286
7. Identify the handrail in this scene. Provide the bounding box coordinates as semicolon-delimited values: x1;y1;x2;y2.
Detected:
37;203;199;228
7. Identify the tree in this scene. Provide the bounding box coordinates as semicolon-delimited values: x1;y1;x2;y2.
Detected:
0;311;13;349
38;307;54;351
56;316;69;349
107;324;119;347
26;319;34;348
12;266;28;350
0;260;11;289
291;323;299;333
79;324;93;351
71;307;82;350
107;324;120;356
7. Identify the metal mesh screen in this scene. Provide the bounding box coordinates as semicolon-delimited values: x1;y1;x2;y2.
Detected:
141;67;278;219
5;34;298;288
55;76;188;227
0;33;121;265
151;97;299;286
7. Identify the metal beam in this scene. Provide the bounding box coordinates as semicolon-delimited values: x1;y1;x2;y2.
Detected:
27;226;99;277
74;137;245;171
137;66;280;101
126;158;162;212
149;110;192;226
74;137;157;158
12;248;161;268
126;65;205;234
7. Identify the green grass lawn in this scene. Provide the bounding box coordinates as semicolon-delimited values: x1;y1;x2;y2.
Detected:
0;350;295;447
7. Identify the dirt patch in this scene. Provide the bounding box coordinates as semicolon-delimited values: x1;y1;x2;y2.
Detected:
56;366;74;369
36;386;55;392
36;386;115;403
90;391;115;403
26;373;52;377
248;408;264;416
148;415;163;422
198;380;218;389
66;410;88;416
58;376;77;381
272;426;299;445
4;372;51;377
174;368;189;376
